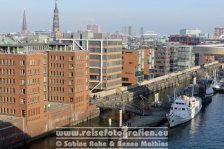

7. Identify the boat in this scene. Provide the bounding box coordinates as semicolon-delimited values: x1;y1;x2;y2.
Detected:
166;85;202;127
198;75;214;106
211;70;224;93
199;85;213;106
167;95;202;127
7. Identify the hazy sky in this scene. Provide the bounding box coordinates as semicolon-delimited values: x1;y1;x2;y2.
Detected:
0;0;224;35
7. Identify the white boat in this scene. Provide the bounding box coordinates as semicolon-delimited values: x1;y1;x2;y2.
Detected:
211;69;224;93
167;95;202;127
204;86;214;99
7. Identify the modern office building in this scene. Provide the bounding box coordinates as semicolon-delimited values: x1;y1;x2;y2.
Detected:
155;44;174;76
88;40;122;91
61;32;123;91
180;29;201;37
170;46;178;72
177;46;195;70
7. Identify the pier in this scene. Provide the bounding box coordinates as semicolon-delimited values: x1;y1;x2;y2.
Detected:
91;61;221;110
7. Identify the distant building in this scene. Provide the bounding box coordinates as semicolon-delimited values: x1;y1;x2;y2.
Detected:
128;26;132;36
121;26;128;35
177;46;195;70
155;45;171;77
140;27;144;35
169;35;201;45
214;28;224;38
180;29;201;37
21;10;29;36
142;32;167;44
52;0;61;39
87;25;101;33
0;35;17;45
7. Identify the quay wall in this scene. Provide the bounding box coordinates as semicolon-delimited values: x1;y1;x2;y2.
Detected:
92;62;221;109
0;104;99;149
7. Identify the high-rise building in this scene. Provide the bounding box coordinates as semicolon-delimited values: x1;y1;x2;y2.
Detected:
21;10;29;36
140;27;144;35
214;27;224;38
128;26;132;36
52;0;61;39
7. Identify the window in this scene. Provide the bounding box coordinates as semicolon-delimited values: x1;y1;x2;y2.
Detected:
69;80;73;85
22;110;26;117
69;88;73;93
69;56;73;61
69;72;73;77
21;89;26;95
20;70;25;76
20;60;25;66
69;64;74;69
20;79;25;85
70;97;73;102
122;78;129;81
21;99;26;104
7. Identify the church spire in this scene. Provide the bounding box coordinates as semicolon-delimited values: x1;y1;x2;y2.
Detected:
21;10;29;36
53;0;61;39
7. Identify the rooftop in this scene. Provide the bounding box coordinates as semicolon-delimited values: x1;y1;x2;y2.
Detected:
0;36;17;45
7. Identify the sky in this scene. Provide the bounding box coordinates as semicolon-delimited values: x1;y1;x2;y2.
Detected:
0;0;224;35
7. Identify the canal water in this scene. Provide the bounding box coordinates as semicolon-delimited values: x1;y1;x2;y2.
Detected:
21;87;224;149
